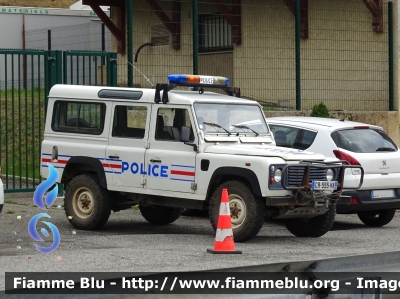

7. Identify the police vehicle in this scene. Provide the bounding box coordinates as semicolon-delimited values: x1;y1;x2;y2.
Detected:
41;74;363;241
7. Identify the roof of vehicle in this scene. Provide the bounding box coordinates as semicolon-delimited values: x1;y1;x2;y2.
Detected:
49;84;258;106
266;116;383;131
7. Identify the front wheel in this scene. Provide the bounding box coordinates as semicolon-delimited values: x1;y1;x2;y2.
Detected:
209;181;265;242
139;204;183;225
285;205;336;237
64;174;111;230
357;209;396;227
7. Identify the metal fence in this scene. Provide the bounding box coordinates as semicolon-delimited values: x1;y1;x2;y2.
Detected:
0;50;52;192
123;0;393;111
0;49;117;193
63;51;117;86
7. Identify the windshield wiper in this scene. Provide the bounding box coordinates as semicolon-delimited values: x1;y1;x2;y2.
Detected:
232;124;259;136
203;122;231;135
376;147;396;152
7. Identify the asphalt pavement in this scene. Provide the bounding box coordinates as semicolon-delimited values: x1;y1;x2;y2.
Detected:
1;192;400;292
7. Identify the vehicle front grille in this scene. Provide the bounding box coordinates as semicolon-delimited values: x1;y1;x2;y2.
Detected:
286;166;332;187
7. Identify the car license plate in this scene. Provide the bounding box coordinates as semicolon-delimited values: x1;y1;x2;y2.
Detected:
371;189;395;199
311;181;338;191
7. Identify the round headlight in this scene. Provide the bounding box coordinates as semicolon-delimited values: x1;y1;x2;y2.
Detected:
326;169;334;181
274;168;282;183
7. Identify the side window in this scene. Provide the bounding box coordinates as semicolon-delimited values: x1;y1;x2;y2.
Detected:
297;130;317;150
269;124;300;148
112;105;147;139
155;108;194;142
52;101;105;135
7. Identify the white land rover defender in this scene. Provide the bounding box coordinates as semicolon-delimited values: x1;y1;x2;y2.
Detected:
41;74;363;242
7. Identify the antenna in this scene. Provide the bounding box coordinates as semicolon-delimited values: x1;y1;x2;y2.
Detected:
127;60;154;88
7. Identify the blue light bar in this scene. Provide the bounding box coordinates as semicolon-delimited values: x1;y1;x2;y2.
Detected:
168;74;230;87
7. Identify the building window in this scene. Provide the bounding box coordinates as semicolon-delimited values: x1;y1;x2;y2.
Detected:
199;14;233;53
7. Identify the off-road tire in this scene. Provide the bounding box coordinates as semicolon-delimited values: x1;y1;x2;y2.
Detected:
64;174;111;230
357;209;396;227
209;180;265;242
139;204;183;225
285;205;336;237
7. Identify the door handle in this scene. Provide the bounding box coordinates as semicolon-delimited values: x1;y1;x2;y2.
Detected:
150;159;161;163
108;155;119;159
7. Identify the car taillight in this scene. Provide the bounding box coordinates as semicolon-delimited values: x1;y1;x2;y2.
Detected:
333;150;361;165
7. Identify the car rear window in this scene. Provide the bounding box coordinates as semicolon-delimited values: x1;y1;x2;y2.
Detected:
331;129;398;153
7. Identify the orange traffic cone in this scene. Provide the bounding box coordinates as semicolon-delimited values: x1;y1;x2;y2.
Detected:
207;188;242;254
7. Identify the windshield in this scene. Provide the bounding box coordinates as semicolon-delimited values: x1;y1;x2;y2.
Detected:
194;103;269;135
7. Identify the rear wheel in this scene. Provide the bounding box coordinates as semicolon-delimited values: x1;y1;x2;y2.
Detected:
64;174;111;230
357;209;396;227
139;204;182;225
209;180;265;242
285;205;336;237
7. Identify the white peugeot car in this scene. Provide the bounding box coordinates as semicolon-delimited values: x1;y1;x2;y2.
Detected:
265;116;400;227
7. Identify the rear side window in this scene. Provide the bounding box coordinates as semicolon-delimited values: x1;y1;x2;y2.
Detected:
331;129;398;153
297;129;317;150
52;101;106;135
269;124;300;148
269;124;316;150
112;105;147;139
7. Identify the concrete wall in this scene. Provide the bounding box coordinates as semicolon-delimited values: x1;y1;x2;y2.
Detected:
235;0;392;111
114;0;193;87
0;13;24;48
115;1;233;87
117;0;396;110
234;0;296;106
199;52;233;82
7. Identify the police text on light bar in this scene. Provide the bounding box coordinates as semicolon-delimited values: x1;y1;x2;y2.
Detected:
168;74;230;87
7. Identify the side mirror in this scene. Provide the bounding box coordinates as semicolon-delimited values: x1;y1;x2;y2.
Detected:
180;126;197;151
180;126;191;142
